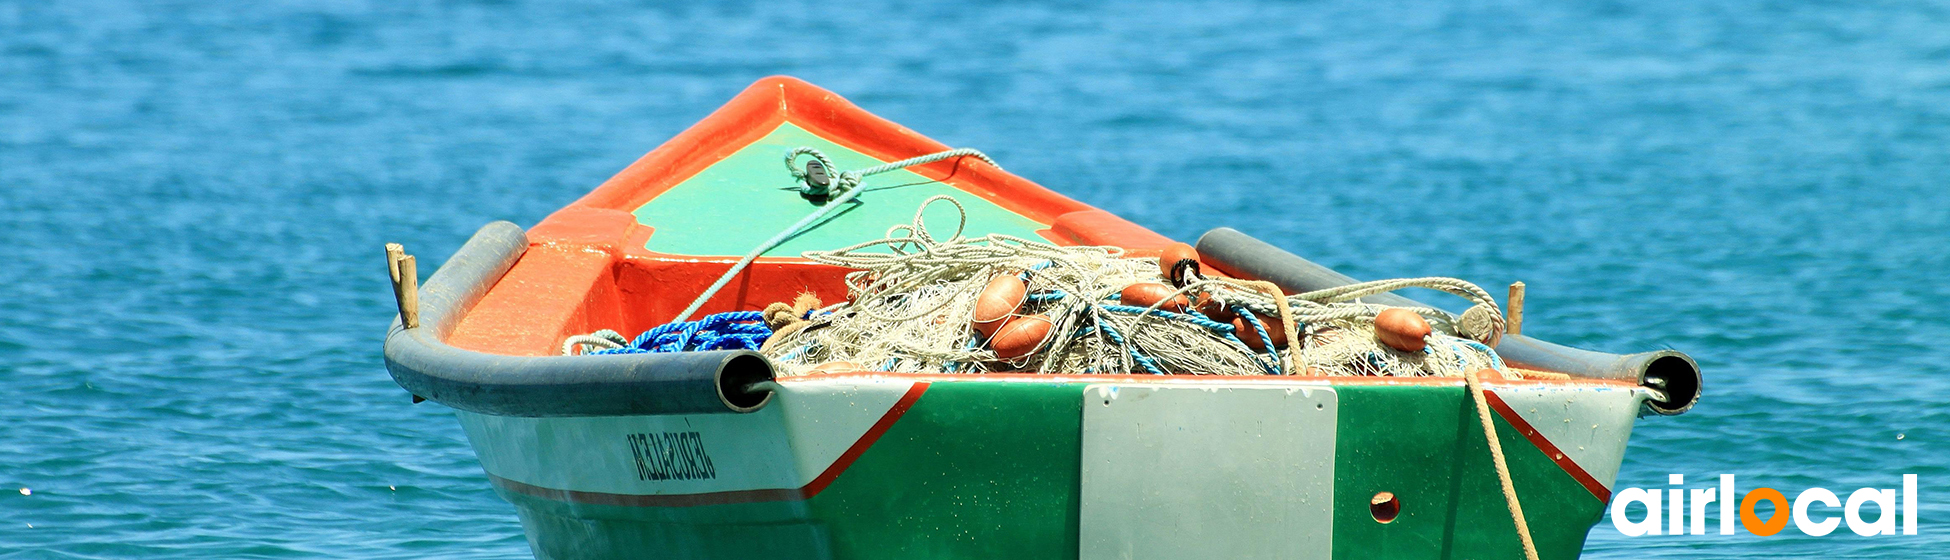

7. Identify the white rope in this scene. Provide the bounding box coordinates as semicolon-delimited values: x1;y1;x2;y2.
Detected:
561;329;627;356
1466;367;1542;560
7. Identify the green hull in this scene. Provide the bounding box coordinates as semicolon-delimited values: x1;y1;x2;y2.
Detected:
456;377;1640;559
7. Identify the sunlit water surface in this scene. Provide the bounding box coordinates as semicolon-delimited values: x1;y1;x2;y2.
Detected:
4;1;1946;557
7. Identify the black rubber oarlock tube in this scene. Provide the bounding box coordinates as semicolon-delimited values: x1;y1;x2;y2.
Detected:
1195;227;1700;415
381;221;777;417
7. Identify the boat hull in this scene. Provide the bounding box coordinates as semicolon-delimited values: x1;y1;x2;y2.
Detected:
380;76;1685;559
455;375;1641;560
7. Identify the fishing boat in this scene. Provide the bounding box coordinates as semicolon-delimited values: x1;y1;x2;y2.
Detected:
381;76;1701;560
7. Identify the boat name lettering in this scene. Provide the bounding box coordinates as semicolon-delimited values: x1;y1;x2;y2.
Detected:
626;432;717;481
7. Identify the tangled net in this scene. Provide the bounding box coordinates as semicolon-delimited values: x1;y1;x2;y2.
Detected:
763;196;1519;379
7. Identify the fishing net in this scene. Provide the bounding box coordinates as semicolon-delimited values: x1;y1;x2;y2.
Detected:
760;195;1517;378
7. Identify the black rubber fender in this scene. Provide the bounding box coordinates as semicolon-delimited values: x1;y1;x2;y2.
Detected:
381;221;776;417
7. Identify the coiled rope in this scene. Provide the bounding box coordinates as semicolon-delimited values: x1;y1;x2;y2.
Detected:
562;311;771;355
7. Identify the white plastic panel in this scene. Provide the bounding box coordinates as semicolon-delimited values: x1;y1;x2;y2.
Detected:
1079;385;1337;560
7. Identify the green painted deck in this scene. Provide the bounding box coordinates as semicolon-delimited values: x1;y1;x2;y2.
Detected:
632;123;1050;257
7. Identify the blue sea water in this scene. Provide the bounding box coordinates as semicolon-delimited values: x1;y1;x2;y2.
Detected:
3;0;1946;557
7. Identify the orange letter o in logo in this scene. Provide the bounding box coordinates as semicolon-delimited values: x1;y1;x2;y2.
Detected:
1740;487;1790;536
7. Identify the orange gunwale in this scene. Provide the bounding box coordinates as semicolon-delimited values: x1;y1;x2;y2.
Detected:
443;76;1596;387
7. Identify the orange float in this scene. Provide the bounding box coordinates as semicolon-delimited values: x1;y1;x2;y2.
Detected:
1232;312;1288;351
989;314;1053;359
1158;242;1199;283
971;273;1027;337
1118;282;1190;312
1194;292;1236;322
1374;308;1432;352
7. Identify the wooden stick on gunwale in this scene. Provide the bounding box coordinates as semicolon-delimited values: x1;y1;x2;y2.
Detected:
397;255;420;329
1507;281;1525;336
385;243;420;329
385;243;405;288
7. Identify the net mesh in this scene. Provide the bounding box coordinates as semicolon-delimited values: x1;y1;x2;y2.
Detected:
763;196;1516;379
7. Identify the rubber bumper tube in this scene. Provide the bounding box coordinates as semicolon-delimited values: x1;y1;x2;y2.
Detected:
1195;227;1699;415
381;221;777;417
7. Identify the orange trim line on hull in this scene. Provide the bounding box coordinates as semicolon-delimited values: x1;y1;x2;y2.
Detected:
488;382;931;508
1484;390;1613;503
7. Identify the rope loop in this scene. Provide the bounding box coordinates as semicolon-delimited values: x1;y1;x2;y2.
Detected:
665;147;1004;325
785;147;841;197
569;311;772;355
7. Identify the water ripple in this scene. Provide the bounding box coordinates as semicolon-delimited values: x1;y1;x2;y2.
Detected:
3;0;1945;557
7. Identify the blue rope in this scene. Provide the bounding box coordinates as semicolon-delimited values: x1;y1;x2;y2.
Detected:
1025;291;1068;303
944;336;983;373
1232;306;1287;375
1180;308;1257;358
1455;338;1506;371
1099;305;1236;333
1090;321;1166;375
594;311;772;354
1365;351;1390;373
1099;304;1294;374
1187;307;1279;376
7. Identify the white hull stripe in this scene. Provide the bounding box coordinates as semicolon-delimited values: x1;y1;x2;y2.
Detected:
459;380;926;503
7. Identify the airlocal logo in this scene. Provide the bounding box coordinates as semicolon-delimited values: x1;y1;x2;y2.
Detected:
1612;474;1918;536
